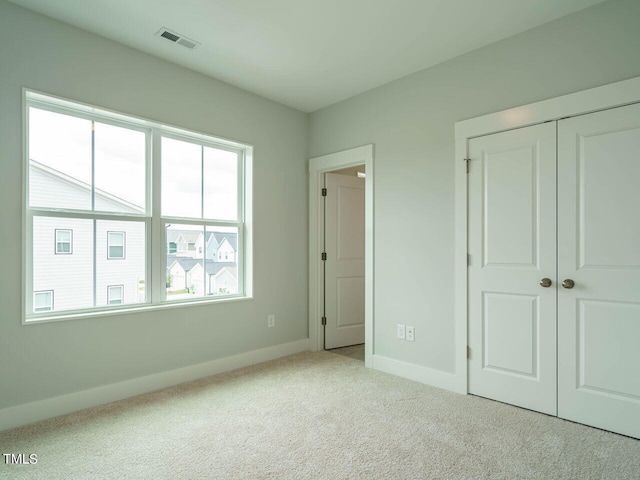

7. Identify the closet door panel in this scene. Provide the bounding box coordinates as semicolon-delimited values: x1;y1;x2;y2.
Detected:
558;102;640;439
468;122;557;415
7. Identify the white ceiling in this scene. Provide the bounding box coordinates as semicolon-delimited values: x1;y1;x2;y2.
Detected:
9;0;607;112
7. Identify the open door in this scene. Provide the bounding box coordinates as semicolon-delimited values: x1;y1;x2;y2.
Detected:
323;172;365;349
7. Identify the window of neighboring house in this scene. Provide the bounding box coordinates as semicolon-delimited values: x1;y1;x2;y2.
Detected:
33;290;53;312
108;231;126;259
107;285;124;305
55;229;72;254
25;90;251;321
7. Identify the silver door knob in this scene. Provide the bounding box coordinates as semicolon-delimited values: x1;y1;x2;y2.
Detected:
540;278;552;288
562;279;575;289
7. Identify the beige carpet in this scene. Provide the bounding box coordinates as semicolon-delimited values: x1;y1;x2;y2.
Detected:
328;344;365;361
1;351;639;479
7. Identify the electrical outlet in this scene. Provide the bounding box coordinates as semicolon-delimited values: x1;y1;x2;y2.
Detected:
406;326;415;342
397;324;405;340
267;314;275;328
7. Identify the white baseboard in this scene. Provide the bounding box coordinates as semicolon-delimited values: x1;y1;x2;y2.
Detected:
0;339;310;432
371;354;466;395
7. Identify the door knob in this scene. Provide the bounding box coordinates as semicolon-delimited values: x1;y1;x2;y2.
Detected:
540;278;552;288
562;279;575;289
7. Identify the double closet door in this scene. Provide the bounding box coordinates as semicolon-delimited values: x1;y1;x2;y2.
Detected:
468;102;640;439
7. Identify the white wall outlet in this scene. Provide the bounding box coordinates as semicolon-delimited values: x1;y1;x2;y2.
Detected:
267;314;275;328
397;324;406;340
406;326;415;342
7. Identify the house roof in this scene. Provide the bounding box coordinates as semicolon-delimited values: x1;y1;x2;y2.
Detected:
30;159;144;213
210;232;238;251
166;229;238;251
176;232;200;243
168;256;237;276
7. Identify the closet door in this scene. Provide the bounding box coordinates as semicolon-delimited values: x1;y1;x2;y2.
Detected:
557;102;640;439
468;122;557;415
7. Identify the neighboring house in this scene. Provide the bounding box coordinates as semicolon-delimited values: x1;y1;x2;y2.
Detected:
31;160;240;311
166;230;238;296
166;229;237;262
31;160;145;312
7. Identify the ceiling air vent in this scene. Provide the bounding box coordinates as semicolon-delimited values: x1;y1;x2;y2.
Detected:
156;27;200;50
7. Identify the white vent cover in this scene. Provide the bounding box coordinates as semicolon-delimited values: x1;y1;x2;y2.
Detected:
156;27;200;50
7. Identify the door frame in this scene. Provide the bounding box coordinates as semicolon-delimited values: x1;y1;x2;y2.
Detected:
454;76;640;394
308;145;374;367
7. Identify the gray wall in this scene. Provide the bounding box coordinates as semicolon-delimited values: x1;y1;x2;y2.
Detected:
3;0;640;412
0;0;308;409
309;0;640;374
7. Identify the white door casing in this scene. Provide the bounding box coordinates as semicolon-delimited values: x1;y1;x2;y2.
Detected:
323;172;365;349
557;103;640;439
467;122;558;415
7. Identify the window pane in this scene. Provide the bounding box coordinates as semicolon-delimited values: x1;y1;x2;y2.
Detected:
34;291;53;312
203;147;238;221
165;224;205;300
161;138;202;218
107;285;123;305
55;229;72;254
33;217;94;312
97;221;145;306
29;108;92;210
206;226;239;296
56;230;71;242
94;122;146;214
107;231;125;259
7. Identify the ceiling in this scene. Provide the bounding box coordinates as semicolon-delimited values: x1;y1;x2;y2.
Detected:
9;0;607;112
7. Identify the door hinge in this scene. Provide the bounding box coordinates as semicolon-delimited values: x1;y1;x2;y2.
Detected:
321;316;327;326
464;158;471;173
467;254;471;266
467;346;471;359
321;252;327;261
321;187;327;196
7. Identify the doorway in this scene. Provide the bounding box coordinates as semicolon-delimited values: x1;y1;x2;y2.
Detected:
308;145;374;367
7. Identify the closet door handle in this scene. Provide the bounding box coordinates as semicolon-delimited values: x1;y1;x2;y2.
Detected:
540;278;552;288
562;279;575;289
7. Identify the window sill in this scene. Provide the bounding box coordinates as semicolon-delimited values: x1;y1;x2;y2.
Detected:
22;295;253;325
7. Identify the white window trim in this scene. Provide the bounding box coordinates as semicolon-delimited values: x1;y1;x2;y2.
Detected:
23;89;254;324
55;229;72;254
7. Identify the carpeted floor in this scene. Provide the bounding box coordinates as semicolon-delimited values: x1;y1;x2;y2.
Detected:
1;351;639;479
327;343;365;361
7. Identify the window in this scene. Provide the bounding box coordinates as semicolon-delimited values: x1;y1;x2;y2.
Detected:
162;135;243;301
107;285;124;305
108;231;125;259
25;91;251;320
33;290;53;312
55;229;72;254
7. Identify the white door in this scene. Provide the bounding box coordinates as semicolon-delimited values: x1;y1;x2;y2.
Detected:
468;123;558;415
324;172;365;349
557;103;640;439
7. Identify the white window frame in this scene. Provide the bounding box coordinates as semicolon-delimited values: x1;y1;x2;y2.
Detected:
107;285;124;305
107;231;126;259
33;290;53;312
55;229;72;254
23;89;253;323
